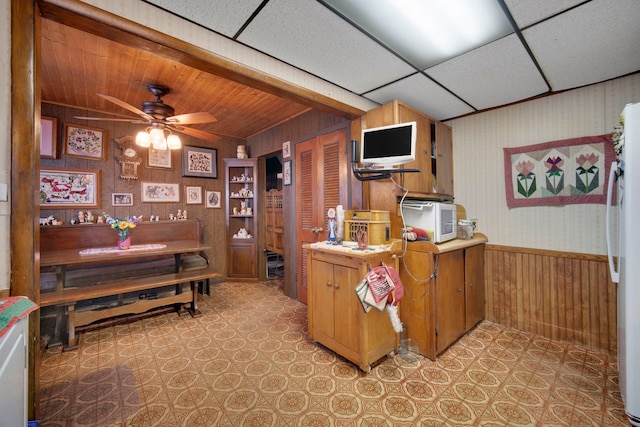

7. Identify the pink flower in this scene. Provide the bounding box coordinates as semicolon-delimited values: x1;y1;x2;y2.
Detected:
576;153;599;170
515;160;534;176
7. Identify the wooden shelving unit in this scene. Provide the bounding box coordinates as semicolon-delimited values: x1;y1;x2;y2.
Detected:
225;158;259;281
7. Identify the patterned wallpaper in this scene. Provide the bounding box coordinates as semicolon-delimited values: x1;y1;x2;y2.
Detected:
448;73;640;255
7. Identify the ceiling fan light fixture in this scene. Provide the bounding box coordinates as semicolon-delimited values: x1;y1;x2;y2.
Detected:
167;134;181;150
135;130;151;147
149;128;167;150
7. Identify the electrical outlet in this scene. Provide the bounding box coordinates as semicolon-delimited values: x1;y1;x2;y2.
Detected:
0;183;7;201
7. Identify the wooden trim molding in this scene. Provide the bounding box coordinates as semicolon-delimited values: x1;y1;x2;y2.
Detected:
485;245;616;355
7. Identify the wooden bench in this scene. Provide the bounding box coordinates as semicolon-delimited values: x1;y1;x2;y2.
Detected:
39;219;220;350
40;267;221;350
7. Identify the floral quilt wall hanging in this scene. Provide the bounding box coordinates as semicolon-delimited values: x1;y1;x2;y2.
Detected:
503;135;614;208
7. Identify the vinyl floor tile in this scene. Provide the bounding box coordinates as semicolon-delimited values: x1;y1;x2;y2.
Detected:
38;281;629;426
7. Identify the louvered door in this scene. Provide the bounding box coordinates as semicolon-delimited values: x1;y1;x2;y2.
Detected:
296;129;348;304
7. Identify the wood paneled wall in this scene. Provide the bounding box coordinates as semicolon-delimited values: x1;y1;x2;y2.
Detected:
40;103;242;278
485;245;617;355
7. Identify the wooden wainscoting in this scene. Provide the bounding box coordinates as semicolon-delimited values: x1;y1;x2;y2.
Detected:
485;245;617;355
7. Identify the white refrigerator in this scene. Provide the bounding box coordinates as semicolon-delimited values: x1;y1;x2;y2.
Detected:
607;101;640;426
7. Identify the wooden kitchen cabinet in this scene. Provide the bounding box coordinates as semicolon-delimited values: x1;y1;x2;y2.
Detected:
465;243;486;330
362;100;453;198
307;243;401;372
399;234;487;360
225;158;258;281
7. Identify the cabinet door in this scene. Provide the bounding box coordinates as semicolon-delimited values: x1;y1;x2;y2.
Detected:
465;244;485;329
332;263;361;354
435;121;453;196
310;259;335;340
228;242;256;277
435;250;465;354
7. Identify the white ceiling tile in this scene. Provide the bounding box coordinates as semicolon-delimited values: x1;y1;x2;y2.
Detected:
524;0;640;91
504;0;584;28
236;0;415;94
365;73;474;121
147;0;263;37
427;34;549;110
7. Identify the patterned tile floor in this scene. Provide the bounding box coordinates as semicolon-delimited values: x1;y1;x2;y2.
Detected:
38;280;629;426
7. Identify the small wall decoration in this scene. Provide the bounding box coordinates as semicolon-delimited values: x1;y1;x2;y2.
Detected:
40;168;99;208
503;134;615;207
206;191;221;208
40;116;58;159
183;145;217;178
283;160;292;186
64;123;107;160
141;182;180;203
112;193;133;206
116;136;141;180
185;186;202;204
282;140;291;158
148;146;172;169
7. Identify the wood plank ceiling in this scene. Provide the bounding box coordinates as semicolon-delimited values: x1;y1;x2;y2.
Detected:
40;18;314;143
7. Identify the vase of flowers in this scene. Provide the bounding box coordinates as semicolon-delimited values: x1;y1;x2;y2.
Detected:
103;213;142;250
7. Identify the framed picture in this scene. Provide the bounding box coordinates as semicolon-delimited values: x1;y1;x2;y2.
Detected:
185;186;202;204
64;123;107;160
206;191;221;208
141;182;180;203
283;160;292;186
282;140;291;158
148;146;172;169
39;168;100;208
112;192;133;206
40;116;58;159
183;145;217;178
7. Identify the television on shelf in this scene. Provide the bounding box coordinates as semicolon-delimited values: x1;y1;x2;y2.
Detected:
360;121;417;167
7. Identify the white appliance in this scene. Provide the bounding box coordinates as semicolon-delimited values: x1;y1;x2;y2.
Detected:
400;201;457;243
607;101;640;426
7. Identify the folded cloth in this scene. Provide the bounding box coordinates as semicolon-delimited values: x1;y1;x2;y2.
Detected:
0;296;38;339
355;278;386;312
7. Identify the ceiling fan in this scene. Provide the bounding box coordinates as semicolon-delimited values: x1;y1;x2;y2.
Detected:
74;84;220;144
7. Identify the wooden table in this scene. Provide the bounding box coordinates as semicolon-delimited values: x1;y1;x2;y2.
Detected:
41;239;211;292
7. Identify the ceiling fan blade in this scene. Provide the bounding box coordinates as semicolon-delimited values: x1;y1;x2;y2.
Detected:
170;125;221;143
73;116;145;123
167;112;217;125
98;93;152;120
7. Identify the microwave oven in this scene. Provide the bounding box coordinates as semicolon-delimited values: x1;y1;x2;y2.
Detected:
401;201;457;243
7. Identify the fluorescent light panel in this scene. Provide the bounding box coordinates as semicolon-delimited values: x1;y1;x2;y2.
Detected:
323;0;513;69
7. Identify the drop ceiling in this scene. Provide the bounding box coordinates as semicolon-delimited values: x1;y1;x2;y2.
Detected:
40;0;640;142
145;0;640;119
